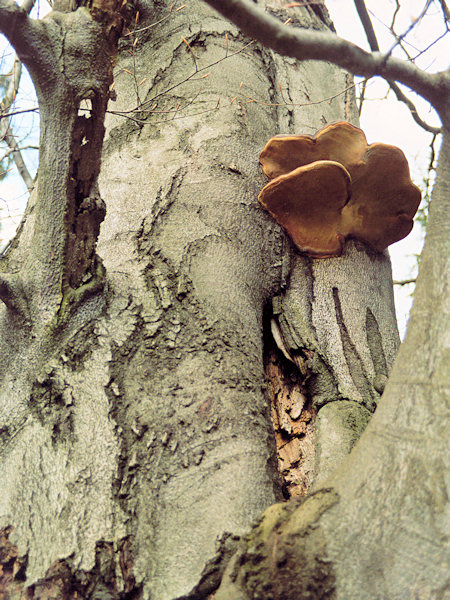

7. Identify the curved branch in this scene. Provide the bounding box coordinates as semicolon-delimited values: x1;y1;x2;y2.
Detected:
0;0;55;85
388;82;441;134
202;0;450;125
0;0;34;54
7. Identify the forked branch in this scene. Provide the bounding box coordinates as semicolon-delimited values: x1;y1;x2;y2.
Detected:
353;0;441;134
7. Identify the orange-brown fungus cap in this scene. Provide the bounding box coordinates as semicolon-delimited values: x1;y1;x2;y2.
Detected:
258;160;351;258
340;143;421;251
259;121;367;179
258;121;421;257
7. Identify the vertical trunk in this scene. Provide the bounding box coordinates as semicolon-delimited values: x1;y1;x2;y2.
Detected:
319;126;449;599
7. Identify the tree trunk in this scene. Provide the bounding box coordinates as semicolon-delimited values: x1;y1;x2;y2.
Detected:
0;1;430;599
213;129;450;600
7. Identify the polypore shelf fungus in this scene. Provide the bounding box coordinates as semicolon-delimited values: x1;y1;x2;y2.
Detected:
258;121;421;258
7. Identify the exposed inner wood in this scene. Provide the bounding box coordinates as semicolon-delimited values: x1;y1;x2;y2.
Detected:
265;345;317;498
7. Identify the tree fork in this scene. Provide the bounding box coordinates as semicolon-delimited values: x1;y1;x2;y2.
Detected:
0;0;131;324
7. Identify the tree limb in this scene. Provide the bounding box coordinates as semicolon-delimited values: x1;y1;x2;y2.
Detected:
0;0;54;84
2;127;34;190
437;0;450;21
0;56;35;190
354;0;378;51
202;0;450;125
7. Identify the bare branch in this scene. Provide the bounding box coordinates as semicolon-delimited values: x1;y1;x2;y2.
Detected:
353;0;441;134
0;52;35;189
412;28;449;62
357;78;367;115
0;0;34;55
384;0;433;59
437;0;450;22
0;144;38;160
2;127;34;190
388;81;441;133
368;8;417;60
0;107;39;119
202;0;449;125
390;0;401;31
354;0;378;51
393;278;416;286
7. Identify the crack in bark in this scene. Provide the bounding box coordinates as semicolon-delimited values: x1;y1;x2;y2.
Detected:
365;307;388;378
332;287;373;405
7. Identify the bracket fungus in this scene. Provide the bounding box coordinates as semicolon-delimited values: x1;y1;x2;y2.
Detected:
258;121;421;258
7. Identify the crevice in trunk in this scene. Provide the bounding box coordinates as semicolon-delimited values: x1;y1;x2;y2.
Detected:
263;305;317;499
0;527;143;600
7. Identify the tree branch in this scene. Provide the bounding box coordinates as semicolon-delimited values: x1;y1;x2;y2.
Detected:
0;0;55;85
437;0;450;21
202;0;450;125
2;127;34;190
384;0;433;61
393;278;416;286
0;0;34;56
0;56;35;190
354;0;378;51
388;82;441;134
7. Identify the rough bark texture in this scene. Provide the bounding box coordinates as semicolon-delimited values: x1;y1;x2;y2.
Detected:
0;0;433;598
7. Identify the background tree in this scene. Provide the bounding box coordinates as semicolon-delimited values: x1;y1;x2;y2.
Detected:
0;1;448;600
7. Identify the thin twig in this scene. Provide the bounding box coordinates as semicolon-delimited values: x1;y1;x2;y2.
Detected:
393;279;416;286
0;107;39;119
353;0;441;134
383;0;433;61
0;144;38;161
357;78;368;114
390;0;400;31
411;28;449;62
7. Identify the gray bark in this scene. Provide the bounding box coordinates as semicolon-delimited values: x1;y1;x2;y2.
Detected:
213;130;449;600
318;127;449;600
0;0;440;599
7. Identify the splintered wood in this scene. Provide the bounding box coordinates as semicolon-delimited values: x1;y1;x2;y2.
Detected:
265;347;316;498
